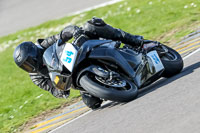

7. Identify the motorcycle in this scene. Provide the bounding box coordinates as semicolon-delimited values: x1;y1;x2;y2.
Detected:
43;36;183;106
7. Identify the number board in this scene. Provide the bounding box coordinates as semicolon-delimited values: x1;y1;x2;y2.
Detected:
61;43;78;72
147;50;164;72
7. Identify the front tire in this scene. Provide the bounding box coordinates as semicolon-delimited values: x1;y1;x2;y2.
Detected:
79;73;138;102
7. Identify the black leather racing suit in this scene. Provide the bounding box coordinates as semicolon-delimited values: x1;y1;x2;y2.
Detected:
30;18;143;109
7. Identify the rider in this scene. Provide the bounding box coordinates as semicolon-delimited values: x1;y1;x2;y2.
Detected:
13;17;146;109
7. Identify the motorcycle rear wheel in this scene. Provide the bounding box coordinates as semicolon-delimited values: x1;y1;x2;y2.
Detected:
159;45;184;77
79;72;138;102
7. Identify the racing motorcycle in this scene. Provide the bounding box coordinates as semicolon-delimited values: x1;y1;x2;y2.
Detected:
43;36;183;105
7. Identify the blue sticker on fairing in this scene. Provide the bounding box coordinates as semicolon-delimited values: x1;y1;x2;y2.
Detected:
151;54;161;64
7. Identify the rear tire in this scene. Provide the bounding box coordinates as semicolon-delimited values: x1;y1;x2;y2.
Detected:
160;45;183;77
79;73;138;102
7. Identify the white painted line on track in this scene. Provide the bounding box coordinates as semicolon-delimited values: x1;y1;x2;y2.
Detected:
49;110;92;133
183;48;200;60
49;101;111;133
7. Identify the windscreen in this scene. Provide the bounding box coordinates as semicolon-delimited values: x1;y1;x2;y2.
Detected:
43;45;60;71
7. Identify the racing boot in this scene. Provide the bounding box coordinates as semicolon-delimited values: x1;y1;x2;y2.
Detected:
80;91;103;110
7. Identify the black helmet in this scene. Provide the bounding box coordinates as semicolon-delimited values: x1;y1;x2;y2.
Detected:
13;41;42;73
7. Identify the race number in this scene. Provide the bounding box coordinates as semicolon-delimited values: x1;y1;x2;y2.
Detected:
61;43;78;72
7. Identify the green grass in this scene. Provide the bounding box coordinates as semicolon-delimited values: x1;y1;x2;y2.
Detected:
0;0;199;132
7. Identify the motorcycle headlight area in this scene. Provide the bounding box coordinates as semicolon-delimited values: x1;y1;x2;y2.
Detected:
49;72;72;91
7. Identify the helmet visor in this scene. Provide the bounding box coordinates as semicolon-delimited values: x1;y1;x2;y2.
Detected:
21;61;35;73
21;57;37;73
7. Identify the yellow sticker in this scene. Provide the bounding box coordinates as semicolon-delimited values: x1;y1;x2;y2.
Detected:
54;76;59;84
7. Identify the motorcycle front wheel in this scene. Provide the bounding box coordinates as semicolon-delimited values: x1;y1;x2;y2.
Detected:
79;70;138;102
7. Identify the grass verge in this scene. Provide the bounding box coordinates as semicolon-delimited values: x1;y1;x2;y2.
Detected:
0;0;199;132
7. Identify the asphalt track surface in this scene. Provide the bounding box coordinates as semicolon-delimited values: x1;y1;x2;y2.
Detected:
50;45;200;132
0;0;112;37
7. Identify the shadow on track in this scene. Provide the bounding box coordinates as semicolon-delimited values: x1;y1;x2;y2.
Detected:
99;62;200;110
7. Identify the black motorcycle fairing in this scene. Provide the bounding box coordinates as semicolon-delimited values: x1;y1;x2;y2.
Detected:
43;44;62;72
140;70;163;88
134;52;165;88
134;59;151;87
55;39;66;60
71;40;114;87
88;47;136;79
43;42;72;91
73;40;114;71
118;49;143;70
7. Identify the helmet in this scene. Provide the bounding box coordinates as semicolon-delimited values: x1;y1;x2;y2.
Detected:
13;41;42;73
